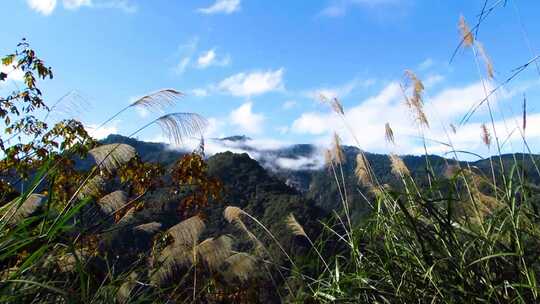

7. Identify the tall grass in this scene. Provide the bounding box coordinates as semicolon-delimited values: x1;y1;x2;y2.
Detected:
288;12;540;304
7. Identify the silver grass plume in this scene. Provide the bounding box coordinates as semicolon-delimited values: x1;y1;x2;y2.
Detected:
130;89;183;112
403;70;429;128
319;94;345;116
4;194;47;224
117;272;139;304
223;206;265;253
481;123;491;148
89;144;136;174
224;206;243;223
134;222;163;234
354;152;371;186
458;14;474;47
151;244;194;286
77;175;106;199
385;122;395;145
222;252;257;283
98;190;128;214
450;123;457;134
166;215;205;246
155;113;208;146
196;235;233;271
389;153;410;177
286;213;306;237
331;132;346;165
475;41;494;79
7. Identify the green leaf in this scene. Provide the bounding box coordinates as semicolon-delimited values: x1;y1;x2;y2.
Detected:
1;54;15;66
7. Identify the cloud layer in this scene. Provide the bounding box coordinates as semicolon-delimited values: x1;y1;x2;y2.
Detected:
218;68;285;97
27;0;136;15
198;0;240;15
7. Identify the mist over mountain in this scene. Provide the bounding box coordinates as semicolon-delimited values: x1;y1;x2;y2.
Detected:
101;134;540;221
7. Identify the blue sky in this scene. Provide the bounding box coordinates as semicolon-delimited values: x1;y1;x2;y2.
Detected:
2;0;540;165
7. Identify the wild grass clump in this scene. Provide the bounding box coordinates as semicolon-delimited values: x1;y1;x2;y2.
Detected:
291;12;540;303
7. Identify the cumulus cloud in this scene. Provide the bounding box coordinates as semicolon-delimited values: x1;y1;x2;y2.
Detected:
174;38;199;75
63;0;91;9
418;58;434;71
282;100;297;110
219;68;284;97
320;0;402;17
27;0;136;15
85;122;119;139
229;102;265;134
196;49;231;69
291;78;529;157
1;62;24;83
305;78;375;100
190;88;209;97
27;0;57;15
198;0;241;15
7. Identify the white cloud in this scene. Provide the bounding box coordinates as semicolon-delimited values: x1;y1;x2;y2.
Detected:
198;0;241;15
196;49;231;69
282;100;297;110
93;0;137;13
28;0;136;15
305;78;375;100
320;0;401;17
418;58;434;71
174;38;198;75
290;79;517;156
275;155;324;170
85;122;118;139
27;0;57;15
197;50;216;68
63;0;91;9
229;102;265;134
219;68;284;97
190;88;209;97
423;74;444;88
1;62;24;83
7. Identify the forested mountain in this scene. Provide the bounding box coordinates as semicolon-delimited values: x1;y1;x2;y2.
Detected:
101;134;540;222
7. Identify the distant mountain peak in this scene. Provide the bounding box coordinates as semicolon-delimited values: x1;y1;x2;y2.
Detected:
218;135;252;142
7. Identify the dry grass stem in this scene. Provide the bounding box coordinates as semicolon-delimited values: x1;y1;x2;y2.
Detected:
475;41;494;79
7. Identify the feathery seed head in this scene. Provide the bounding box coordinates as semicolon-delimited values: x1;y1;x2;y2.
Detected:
389;153;410;177
286;213;307;237
166;215;205;246
354;152;371;186
156;112;208;146
481;123;491;148
475;41;494;79
224;206;243;223
458;15;474;47
130;89;183;112
89;144;136;174
385;122;395;145
331;132;345;165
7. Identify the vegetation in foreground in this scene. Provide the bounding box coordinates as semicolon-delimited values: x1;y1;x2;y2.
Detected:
2;6;540;304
